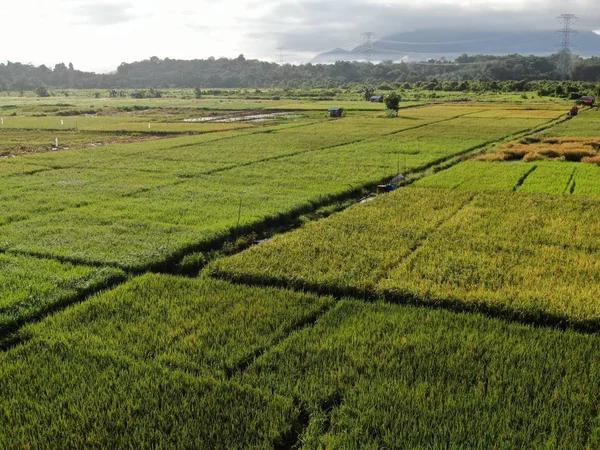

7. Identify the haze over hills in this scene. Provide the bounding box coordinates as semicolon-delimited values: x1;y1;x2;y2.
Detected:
314;29;600;62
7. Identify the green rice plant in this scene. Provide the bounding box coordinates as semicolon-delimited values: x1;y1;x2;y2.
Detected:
0;167;182;225
213;187;600;328
415;161;541;192
417;160;600;197
0;274;334;446
0;253;124;339
463;108;565;119
19;273;333;377
535;110;600;138
210;189;473;294
2;123;305;171
573;163;600;197
517;161;578;194
0;103;565;275
242;300;600;449
0;339;296;449
379;191;600;326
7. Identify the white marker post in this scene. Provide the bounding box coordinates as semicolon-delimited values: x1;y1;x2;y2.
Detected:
148;123;151;130
55;137;59;148
1;117;3;125
60;119;64;125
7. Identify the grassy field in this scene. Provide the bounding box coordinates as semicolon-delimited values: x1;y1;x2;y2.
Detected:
3;95;600;448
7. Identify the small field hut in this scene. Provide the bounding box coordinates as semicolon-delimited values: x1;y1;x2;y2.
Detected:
329;106;344;118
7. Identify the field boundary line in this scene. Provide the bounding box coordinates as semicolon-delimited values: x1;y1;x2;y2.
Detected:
513;165;538;191
370;193;479;288
3;248;126;271
224;300;340;380
565;167;577;194
0;271;128;351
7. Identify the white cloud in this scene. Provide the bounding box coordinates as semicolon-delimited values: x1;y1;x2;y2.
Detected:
1;0;598;71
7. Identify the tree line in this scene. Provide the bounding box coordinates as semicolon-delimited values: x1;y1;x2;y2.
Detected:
1;52;600;91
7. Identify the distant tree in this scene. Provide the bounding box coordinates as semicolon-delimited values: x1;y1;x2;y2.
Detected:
457;81;470;91
194;87;202;99
360;86;376;101
36;85;50;97
384;92;401;114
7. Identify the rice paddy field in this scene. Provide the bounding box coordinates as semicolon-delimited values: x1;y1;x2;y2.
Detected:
3;93;600;448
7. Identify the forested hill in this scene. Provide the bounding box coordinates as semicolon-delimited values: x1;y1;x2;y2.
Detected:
314;30;600;62
1;53;600;90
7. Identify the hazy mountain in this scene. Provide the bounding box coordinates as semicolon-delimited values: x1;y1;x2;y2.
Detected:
314;29;600;62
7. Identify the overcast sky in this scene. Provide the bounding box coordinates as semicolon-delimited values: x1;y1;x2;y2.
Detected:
3;0;599;72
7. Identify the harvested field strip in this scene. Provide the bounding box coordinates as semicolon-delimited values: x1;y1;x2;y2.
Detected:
479;137;600;163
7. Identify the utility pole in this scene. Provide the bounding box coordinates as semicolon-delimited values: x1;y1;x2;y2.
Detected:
556;14;578;52
362;32;376;62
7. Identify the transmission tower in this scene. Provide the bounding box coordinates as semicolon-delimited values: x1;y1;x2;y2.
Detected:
361;32;376;62
556;14;578;52
276;47;286;65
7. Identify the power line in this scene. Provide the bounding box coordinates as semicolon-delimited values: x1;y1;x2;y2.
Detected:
376;31;536;46
361;32;376;62
556;14;578;52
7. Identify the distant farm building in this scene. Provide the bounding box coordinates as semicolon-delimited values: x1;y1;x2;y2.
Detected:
329;106;344;118
370;95;384;103
579;95;596;106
